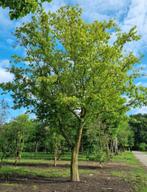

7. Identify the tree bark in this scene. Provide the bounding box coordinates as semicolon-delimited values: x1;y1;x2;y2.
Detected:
15;150;21;165
114;137;118;155
54;150;57;167
35;142;39;153
70;121;84;182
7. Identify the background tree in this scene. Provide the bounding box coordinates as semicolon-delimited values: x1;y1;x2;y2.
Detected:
0;99;9;125
0;114;32;165
86;119;110;167
1;6;146;181
0;99;10;164
129;114;147;151
46;129;66;166
9;114;32;164
23;120;40;152
117;119;134;151
0;123;15;165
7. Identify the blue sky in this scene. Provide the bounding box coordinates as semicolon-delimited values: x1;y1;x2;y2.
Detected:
0;0;147;120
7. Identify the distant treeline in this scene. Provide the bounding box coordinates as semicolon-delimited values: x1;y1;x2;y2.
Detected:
129;114;147;151
0;113;146;165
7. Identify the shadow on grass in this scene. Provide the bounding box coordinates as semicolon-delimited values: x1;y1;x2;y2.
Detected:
0;174;71;184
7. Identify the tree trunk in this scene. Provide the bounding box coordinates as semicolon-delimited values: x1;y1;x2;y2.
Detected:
70;122;84;182
114;137;118;155
54;156;57;167
54;150;57;167
109;139;113;155
35;142;39;153
71;146;80;181
15;150;21;165
0;153;4;168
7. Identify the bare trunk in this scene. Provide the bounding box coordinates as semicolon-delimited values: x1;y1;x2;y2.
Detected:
15;150;21;165
70;122;83;182
114;137;118;155
35;142;39;153
0;154;4;168
54;151;57;167
71;146;80;181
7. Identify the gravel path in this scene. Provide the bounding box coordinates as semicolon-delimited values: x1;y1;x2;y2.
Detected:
133;151;147;167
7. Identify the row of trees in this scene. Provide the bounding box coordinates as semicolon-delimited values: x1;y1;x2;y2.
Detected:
0;113;134;165
0;4;146;181
0;104;146;165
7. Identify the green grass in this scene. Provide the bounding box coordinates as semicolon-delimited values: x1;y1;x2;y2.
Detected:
112;151;147;192
0;165;96;179
1;151;146;192
0;152;96;181
3;158;58;164
0;152;88;161
22;152;88;161
112;151;139;165
0;166;69;178
3;158;91;166
1;151;92;166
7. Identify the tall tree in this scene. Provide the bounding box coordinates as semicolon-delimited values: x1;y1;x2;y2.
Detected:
1;6;146;181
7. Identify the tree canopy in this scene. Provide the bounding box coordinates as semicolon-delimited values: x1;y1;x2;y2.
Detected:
0;0;51;19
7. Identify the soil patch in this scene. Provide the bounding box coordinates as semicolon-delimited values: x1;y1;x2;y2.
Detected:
0;163;134;192
0;174;133;192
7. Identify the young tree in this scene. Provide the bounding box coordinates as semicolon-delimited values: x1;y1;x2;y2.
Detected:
0;114;32;164
0;123;15;165
46;129;65;166
1;6;146;181
86;120;110;167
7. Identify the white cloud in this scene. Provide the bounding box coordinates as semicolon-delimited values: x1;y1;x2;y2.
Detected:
0;67;13;83
131;106;147;114
73;0;129;22
123;0;147;32
0;60;13;82
44;0;129;21
121;0;147;51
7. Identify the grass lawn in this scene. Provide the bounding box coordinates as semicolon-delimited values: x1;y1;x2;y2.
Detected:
20;152;88;161
0;151;146;192
0;164;97;179
112;151;147;192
